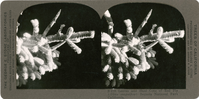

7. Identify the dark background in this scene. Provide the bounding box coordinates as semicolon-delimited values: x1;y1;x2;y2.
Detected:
17;3;185;89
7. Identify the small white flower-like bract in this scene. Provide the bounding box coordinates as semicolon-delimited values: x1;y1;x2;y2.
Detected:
37;37;48;46
23;32;31;39
133;66;140;75
39;66;46;75
107;73;114;80
31;46;39;53
104;10;111;18
16;73;19;80
22;72;28;80
31;19;39;27
118;73;123;80
103;65;110;72
126;73;131;81
30;73;36;81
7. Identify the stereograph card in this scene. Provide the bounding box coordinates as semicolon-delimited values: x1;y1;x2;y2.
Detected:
1;0;199;99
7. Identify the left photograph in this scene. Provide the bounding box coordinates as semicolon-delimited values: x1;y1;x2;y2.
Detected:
16;3;102;89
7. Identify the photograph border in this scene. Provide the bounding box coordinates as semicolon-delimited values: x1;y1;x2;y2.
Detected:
1;0;199;99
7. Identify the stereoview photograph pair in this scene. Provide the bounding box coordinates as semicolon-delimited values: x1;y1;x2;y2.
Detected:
15;3;185;89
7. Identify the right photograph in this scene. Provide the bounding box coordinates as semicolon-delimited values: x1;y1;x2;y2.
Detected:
101;3;186;88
